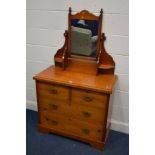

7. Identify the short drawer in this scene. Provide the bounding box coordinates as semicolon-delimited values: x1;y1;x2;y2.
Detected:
40;111;103;141
37;82;69;103
38;97;70;116
70;103;105;124
71;88;108;109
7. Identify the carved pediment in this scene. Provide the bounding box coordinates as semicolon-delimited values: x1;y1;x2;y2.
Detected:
71;9;100;20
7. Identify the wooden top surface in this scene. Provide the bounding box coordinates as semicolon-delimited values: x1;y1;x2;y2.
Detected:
33;60;117;94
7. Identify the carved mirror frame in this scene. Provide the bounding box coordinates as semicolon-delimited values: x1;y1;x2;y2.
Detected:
54;8;115;74
67;8;103;61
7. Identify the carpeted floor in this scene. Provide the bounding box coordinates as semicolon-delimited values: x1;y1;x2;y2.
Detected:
26;109;129;155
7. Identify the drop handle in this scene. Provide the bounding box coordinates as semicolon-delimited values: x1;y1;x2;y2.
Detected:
82;111;91;117
49;89;58;94
46;118;58;125
50;120;58;125
83;96;92;102
48;104;58;110
82;128;90;134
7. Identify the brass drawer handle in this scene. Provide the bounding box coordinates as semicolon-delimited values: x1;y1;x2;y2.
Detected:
82;111;91;117
50;120;58;125
83;96;92;102
82;128;90;134
46;118;58;125
48;104;58;110
49;89;58;94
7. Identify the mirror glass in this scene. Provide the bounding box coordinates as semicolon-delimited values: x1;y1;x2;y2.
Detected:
71;19;99;58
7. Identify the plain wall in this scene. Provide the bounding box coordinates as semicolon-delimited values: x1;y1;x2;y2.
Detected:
26;0;129;133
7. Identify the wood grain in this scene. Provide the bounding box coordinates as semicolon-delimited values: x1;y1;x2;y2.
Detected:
71;88;107;108
38;124;105;150
37;82;69;103
33;63;117;94
38;96;106;124
40;111;104;141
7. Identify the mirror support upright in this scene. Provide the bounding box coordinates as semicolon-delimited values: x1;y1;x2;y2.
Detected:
54;30;69;70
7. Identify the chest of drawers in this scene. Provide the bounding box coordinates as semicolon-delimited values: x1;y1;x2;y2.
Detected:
33;62;117;150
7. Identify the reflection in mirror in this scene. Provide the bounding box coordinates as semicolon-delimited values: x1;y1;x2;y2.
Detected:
71;19;99;58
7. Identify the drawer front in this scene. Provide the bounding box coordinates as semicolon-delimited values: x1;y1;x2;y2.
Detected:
71;88;108;109
40;112;103;141
40;112;68;131
37;82;69;103
70;104;105;124
69;118;103;141
38;97;70;116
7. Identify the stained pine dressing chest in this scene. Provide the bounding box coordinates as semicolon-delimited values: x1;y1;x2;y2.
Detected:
33;8;117;150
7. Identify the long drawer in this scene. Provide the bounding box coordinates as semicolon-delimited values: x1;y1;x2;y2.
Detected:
40;111;104;141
